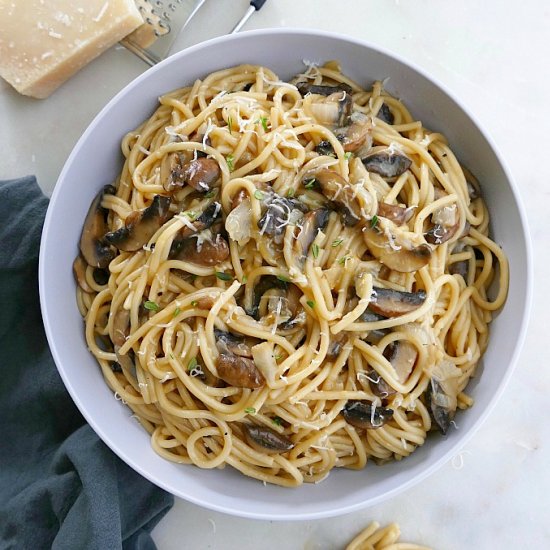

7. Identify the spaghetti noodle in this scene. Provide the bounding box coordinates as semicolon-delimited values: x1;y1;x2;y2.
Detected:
74;61;508;486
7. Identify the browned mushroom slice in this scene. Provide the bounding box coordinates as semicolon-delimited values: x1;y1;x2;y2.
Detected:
327;333;348;360
179;202;221;239
258;194;307;240
175;231;230;266
112;308;130;347
293;208;330;261
315;169;362;225
426;361;461;434
364;368;396;398
377;202;414;226
244;275;290;319
297;82;354;97
425;203;460;245
243;424;295;454
369;287;426;318
333;112;372;153
164;156;220;193
384;341;418;383
315;140;335;157
361;148;412;178
342;400;393;429
309;91;353;128
449;259;468;278
231;189;247;210
377;103;394;125
359;310;389;344
73;255;93;292
363;225;431;272
217;353;265;388
214;329;254;358
79;185;116;268
105;195;171;252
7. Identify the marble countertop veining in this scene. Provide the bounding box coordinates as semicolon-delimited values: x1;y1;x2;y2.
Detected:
1;1;548;548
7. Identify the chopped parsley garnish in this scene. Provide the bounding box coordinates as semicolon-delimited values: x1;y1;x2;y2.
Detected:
185;210;198;220
254;189;264;200
286;188;295;198
190;300;198;307
272;416;283;426
344;152;353;160
173;307;181;317
244;407;256;414
144;300;160;312
204;189;216;198
215;271;233;281
187;357;198;371
241;275;248;283
338;256;349;265
303;178;316;189
226;154;234;171
258;116;269;131
276;275;290;283
370;215;379;229
227;116;233;134
306;300;315;309
312;243;320;259
332;238;343;247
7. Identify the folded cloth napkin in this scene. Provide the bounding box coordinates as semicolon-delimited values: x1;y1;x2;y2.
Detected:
0;177;174;550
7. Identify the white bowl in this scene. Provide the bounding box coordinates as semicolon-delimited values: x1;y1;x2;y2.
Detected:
39;29;532;520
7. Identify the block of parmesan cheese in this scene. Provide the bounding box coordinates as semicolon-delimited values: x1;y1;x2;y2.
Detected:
0;0;143;99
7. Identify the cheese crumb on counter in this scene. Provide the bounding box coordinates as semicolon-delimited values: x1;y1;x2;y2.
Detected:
0;0;144;98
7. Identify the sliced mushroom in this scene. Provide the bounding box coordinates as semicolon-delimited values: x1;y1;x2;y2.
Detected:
426;361;461;435
112;308;130;347
359;310;389;344
384;340;418;383
315;169;362;225
174;227;229;266
449;258;468;279
243;424;295;454
176;157;221;193
105;195;171;252
327;333;347;360
361;147;412;178
217;354;265;388
244;275;289;319
364;368;396;399
297;82;353;96
425;203;459;245
92;268;110;286
293;208;330;261
214;329;254;358
377;103;394;125
342;400;393;429
258;193;306;241
308;91;353;128
79;185;116;268
315;140;335;157
231;189;247;210
363;224;432;273
369;287;426;318
333;112;372;153
377;202;414;226
73;255;93;292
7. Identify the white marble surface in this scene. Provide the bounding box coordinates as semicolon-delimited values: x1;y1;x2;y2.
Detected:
1;1;548;548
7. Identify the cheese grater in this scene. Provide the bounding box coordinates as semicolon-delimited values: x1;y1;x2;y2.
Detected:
121;0;207;66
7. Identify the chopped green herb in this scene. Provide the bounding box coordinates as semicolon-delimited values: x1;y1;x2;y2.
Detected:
274;354;283;361
187;357;197;371
185;210;198;220
344;152;353;160
170;353;175;360
144;300;160;312
272;416;283;426
338;256;349;265
227;116;233;134
215;271;233;281
204;189;216;198
332;238;343;247
306;300;315;309
303;178;316;189
241;275;248;283
190;274;198;281
312;243;320;259
276;275;290;283
173;307;181;317
244;407;256;414
259;116;269;131
190;300;198;307
226;154;234;171
254;189;264;200
370;215;379;229
286;188;295;198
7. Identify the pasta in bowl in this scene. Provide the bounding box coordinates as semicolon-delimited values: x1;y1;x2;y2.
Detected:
73;61;508;487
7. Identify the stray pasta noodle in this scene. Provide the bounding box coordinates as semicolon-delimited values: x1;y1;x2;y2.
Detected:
346;521;431;550
74;61;508;486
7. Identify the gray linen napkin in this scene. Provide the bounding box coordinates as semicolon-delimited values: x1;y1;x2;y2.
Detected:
0;177;174;550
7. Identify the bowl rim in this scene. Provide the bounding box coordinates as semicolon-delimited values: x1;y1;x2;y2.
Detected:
39;27;533;520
